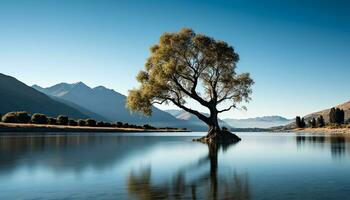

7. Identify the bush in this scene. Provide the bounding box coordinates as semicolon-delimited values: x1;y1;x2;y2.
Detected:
78;119;86;126
143;124;155;129
57;115;69;125
31;113;48;124
116;121;123;127
104;122;111;127
16;111;31;123
96;121;104;127
86;119;96;127
2;112;18;123
68;119;78;126
48;117;57;125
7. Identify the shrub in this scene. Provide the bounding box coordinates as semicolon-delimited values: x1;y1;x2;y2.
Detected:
16;111;31;123
48;117;57;125
31;113;48;124
78;119;86;126
85;119;96;127
143;124;155;129
123;123;129;128
116;121;123;127
57;115;69;125
96;121;104;127
68;119;78;126
104;122;111;127
2;112;17;123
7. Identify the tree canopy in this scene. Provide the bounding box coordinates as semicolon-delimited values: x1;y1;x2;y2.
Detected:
127;28;253;130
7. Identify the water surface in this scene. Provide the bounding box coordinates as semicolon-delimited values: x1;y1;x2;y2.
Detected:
0;132;349;200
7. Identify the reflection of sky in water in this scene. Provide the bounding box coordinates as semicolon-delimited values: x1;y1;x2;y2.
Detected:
0;132;349;199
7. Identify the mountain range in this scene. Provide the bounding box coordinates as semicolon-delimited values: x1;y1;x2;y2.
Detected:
0;73;88;118
32;82;189;128
223;116;293;128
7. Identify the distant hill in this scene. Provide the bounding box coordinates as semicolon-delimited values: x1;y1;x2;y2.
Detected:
33;82;190;128
223;116;292;128
164;109;233;130
303;100;350;123
0;73;88;119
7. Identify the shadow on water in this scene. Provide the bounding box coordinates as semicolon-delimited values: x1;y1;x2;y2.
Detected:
296;135;348;159
128;142;251;200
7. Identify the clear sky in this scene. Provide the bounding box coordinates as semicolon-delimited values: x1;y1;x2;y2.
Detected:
0;0;349;119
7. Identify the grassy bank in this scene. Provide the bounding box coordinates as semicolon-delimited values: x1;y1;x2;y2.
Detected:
293;127;350;134
0;122;188;133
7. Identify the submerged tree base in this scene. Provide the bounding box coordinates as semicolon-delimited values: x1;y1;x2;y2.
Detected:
193;130;241;144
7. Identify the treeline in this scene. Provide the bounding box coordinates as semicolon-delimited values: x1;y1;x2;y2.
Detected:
0;111;160;130
295;107;346;128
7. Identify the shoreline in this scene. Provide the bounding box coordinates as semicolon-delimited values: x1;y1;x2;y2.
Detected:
0;122;189;133
290;127;350;135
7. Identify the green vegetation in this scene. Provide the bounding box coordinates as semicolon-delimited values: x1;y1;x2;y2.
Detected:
316;115;325;127
0;111;179;130
127;28;253;140
48;117;57;125
78;119;86;126
2;112;18;123
57;115;69;125
308;118;316;128
16;111;31;123
295;116;306;128
296;107;347;129
31;113;48;124
86;119;96;127
329;107;345;124
68;119;78;126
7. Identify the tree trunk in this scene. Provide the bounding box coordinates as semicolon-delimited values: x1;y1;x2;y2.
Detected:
206;108;221;137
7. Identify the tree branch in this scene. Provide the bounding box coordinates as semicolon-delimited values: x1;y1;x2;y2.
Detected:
218;105;236;113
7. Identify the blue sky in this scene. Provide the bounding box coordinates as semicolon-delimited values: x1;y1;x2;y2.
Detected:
0;0;349;119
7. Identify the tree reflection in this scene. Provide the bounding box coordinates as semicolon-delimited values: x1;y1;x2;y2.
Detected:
128;142;251;200
296;135;348;159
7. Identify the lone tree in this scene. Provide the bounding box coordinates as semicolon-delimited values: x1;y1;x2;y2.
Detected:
127;28;254;143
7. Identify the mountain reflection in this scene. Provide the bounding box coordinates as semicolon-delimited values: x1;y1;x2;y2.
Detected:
296;135;348;159
0;134;159;174
128;142;251;200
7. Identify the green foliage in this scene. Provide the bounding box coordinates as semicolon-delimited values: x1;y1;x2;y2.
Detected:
57;115;69;125
300;118;306;128
78;119;86;126
86;119;96;127
329;107;345;124
2;112;18;123
295;116;301;128
96;121;104;127
116;121;123;127
308;118;316;128
68;119;78;126
104;122;112;127
316;115;325;127
1;111;31;123
127;28;253;130
31;113;48;124
143;124;155;129
48;117;57;125
15;111;31;123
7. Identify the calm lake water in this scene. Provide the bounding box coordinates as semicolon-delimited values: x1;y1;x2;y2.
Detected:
0;132;350;200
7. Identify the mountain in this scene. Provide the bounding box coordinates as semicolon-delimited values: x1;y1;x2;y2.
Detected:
33;82;189;128
223;116;293;128
303;100;350;123
164;109;233;130
0;73;88;118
